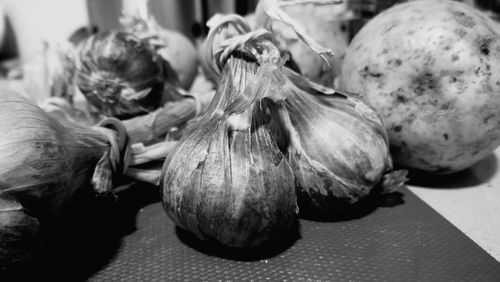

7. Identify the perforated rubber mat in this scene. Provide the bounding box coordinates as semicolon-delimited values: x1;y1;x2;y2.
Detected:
88;187;500;281
13;186;500;281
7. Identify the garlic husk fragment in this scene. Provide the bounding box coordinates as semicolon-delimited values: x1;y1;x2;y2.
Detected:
161;55;297;248
280;69;407;215
253;0;351;86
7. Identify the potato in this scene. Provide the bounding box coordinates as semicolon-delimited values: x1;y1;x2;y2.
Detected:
339;0;500;173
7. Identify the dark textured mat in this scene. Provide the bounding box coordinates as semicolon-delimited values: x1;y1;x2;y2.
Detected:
8;185;499;281
85;187;499;282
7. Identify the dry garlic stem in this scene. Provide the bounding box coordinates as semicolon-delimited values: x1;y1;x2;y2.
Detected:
256;0;335;65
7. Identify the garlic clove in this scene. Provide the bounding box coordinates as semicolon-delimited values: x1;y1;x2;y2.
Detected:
272;68;404;216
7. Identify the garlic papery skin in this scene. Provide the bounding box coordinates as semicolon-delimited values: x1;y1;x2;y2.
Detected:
161;55;297;248
278;70;404;217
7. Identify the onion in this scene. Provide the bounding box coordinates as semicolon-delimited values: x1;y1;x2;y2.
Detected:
73;29;213;145
120;0;199;90
0;90;128;270
74;30;174;119
0;198;40;271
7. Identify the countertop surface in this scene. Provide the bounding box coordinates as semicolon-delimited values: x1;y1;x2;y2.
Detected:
407;147;500;262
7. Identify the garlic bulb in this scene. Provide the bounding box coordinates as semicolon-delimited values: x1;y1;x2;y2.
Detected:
161;12;406;247
75;31;176;119
203;13;406;220
161;51;297;247
280;70;407;216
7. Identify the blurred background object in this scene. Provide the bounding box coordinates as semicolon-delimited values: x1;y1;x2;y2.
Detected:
0;0;88;62
474;0;500;20
0;0;89;102
0;0;498;60
0;5;5;53
476;0;500;11
0;0;499;102
348;0;401;18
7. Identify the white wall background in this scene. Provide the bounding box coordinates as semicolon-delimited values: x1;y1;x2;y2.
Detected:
0;0;89;61
0;0;242;60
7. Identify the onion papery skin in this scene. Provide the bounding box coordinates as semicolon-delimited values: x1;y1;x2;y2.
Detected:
75;31;166;119
0;91;114;270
